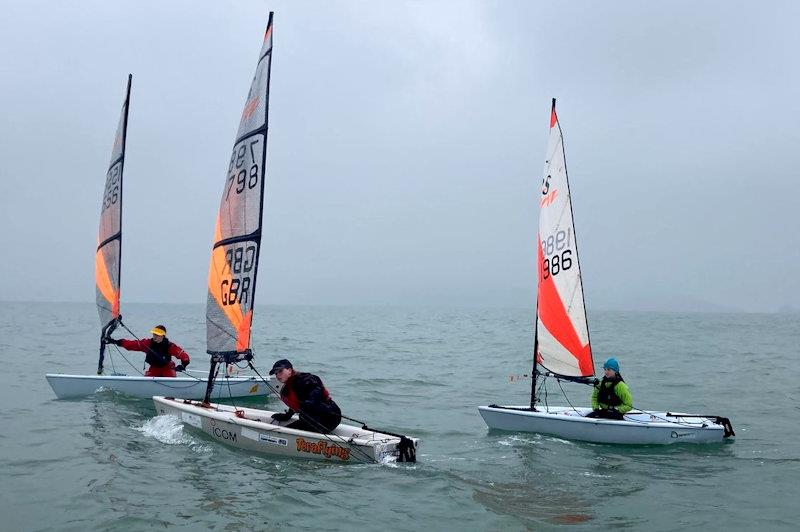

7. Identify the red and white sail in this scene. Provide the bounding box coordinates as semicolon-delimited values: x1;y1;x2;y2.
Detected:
206;13;273;355
95;75;131;329
535;99;594;378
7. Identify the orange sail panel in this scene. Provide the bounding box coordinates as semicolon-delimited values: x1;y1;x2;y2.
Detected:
95;75;130;328
206;13;273;355
535;99;594;378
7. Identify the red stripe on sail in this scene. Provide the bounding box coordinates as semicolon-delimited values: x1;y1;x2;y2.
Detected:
536;235;592;375
550;107;558;129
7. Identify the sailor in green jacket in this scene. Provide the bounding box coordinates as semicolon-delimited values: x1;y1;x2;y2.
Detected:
587;358;633;420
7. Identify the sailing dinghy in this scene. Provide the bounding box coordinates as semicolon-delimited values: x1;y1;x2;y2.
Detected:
154;14;419;463
478;100;734;445
45;75;272;400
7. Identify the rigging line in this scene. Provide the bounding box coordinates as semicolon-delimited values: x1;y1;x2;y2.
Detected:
224;365;241;414
110;344;145;376
556;378;582;415
245;363;379;464
108;346;117;374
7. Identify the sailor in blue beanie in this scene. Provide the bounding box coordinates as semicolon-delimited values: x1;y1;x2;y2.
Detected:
586;358;633;420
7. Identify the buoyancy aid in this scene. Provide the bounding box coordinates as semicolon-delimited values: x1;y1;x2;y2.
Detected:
596;375;624;407
280;372;333;412
145;339;173;368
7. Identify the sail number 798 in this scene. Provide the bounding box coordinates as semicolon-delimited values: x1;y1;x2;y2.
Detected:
226;139;261;200
541;229;573;279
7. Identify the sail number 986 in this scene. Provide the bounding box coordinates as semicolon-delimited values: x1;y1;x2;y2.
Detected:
541;229;573;279
221;245;256;306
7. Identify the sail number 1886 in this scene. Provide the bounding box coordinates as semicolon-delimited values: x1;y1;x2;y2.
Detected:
542;229;573;279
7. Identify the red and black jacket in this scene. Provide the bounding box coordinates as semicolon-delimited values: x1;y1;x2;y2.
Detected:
118;338;190;368
280;372;340;416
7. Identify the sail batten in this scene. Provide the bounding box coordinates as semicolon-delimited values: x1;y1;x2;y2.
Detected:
206;13;274;355
534;99;594;379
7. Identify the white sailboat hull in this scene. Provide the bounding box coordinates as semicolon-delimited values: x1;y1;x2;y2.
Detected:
46;373;275;400
153;396;419;463
478;405;729;444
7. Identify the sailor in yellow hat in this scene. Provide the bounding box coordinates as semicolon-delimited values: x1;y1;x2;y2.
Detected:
105;324;191;377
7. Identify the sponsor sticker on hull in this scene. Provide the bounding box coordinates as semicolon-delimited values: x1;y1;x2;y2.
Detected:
241;427;288;446
295;437;350;461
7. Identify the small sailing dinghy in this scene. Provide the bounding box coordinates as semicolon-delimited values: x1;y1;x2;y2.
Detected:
46;76;271;400
155;14;418;463
478;100;734;445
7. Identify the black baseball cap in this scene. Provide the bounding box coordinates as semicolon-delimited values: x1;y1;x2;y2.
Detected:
269;359;293;375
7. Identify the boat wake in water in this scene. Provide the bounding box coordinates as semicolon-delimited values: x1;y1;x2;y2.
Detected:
136;414;209;451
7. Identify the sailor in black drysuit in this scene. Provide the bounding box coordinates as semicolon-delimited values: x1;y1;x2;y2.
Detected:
268;359;342;433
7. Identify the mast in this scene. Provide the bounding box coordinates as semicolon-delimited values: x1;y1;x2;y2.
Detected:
96;74;132;374
528;98;556;410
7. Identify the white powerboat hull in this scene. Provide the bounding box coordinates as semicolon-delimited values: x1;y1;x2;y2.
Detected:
478;405;731;444
46;373;275;400
153;396;419;463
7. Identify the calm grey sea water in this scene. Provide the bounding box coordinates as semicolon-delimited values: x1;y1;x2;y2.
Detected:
0;302;797;530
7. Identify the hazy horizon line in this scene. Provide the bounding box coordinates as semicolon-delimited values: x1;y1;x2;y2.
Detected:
2;298;795;315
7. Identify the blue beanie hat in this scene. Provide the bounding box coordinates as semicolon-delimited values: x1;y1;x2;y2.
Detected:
603;358;620;373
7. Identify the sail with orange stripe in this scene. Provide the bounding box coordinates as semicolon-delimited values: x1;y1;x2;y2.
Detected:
534;99;594;378
96;74;131;330
206;13;273;355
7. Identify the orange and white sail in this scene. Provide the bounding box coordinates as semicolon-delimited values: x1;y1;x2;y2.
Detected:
535;99;594;378
96;75;131;329
206;13;274;355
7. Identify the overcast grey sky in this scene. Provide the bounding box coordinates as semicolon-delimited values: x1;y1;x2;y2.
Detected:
1;0;798;312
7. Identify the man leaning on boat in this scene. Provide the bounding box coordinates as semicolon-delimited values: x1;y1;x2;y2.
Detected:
104;325;190;377
586;358;633;420
269;359;342;434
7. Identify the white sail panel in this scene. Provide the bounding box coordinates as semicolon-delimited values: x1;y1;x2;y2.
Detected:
535;100;594;378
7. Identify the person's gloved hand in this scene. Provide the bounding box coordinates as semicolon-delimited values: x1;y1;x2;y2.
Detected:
271;411;293;422
175;364;186;372
104;338;121;346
